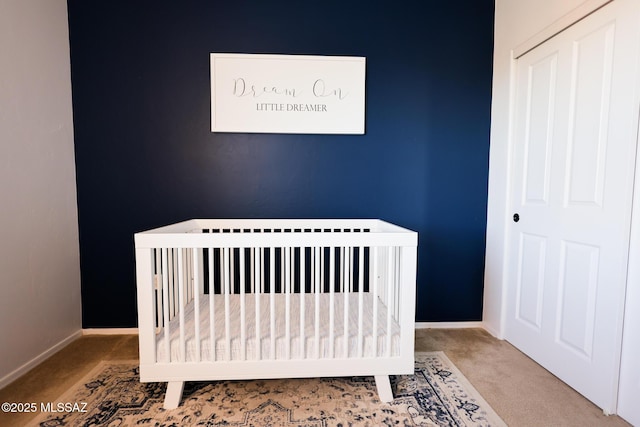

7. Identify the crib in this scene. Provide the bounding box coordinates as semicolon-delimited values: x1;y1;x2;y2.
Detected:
134;219;417;409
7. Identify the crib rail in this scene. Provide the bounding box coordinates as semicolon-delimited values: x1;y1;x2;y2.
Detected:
135;220;417;372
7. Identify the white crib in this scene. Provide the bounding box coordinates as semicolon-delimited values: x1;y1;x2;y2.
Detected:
134;219;417;409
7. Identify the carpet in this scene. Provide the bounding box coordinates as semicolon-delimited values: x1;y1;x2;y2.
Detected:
34;352;505;426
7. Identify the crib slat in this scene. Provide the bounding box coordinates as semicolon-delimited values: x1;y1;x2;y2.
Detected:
187;248;193;303
314;246;321;359
255;248;261;360
193;248;201;363
260;247;265;293
168;249;175;320
224;247;231;361
230;246;234;294
343;247;349;358
190;248;194;292
372;246;379;358
285;246;291;360
183;250;189;304
162;248;171;362
299;247;305;359
395;247;401;321
338;246;343;284
329;247;335;359
386;246;394;358
174;250;180;319
350;247;355;294
154;250;162;332
177;249;186;363
248;245;256;360
209;247;216;362
358;246;364;358
250;246;255;293
269;248;276;359
239;248;246;360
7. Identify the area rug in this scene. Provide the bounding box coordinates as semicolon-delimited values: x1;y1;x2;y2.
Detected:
34;352;505;426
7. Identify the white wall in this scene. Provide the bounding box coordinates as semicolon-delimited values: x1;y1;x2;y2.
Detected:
0;0;82;386
483;0;610;336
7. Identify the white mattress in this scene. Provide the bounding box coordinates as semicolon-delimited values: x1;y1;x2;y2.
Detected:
156;292;401;363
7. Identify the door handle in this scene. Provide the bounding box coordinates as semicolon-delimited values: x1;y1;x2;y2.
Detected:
513;213;520;222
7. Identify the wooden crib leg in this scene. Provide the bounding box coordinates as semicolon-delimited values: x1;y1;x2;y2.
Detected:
374;375;394;402
164;381;185;409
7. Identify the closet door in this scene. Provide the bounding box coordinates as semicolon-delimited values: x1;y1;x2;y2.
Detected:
505;0;640;413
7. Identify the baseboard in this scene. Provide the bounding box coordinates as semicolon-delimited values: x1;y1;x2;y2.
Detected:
480;322;503;339
0;330;82;390
82;328;139;335
415;321;485;329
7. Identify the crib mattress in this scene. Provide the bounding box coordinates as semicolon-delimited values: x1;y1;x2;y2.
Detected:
155;293;401;363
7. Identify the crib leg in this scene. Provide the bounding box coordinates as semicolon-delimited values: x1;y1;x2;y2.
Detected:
374;375;394;402
164;381;185;409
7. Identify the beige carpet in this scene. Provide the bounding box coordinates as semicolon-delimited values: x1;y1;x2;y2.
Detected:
32;351;505;426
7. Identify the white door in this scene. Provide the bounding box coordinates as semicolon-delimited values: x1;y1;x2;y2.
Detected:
505;0;640;413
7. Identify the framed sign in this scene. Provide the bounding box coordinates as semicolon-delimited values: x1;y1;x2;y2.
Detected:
210;53;366;134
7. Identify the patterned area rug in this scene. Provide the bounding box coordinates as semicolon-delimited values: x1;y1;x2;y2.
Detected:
34;352;505;426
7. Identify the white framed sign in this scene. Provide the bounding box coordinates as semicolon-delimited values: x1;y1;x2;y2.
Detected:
210;53;366;134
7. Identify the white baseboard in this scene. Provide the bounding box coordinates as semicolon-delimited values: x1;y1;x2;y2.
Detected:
415;321;485;329
481;322;503;339
82;328;138;335
0;330;82;390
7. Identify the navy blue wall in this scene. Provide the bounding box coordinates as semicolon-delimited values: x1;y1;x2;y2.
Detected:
67;0;494;327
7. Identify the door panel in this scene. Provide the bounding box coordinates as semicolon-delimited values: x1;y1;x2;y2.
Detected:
556;241;598;359
506;0;640;413
522;53;556;205
564;23;614;207
515;233;546;330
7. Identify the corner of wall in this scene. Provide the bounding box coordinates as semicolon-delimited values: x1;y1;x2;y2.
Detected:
0;0;82;383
